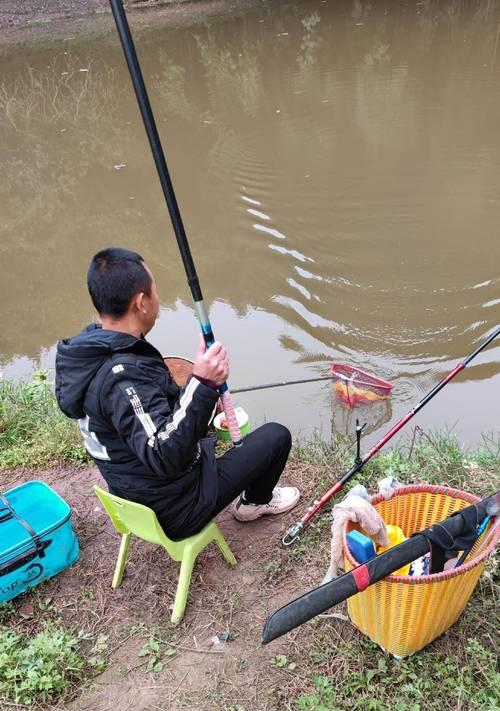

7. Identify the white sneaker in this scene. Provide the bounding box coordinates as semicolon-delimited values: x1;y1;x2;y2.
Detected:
230;487;300;522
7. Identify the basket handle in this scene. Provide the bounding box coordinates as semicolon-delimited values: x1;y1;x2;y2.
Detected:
0;494;46;560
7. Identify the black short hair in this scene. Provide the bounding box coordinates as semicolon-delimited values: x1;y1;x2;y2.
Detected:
87;247;152;317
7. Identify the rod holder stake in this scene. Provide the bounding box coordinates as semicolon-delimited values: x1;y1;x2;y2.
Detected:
355;419;367;466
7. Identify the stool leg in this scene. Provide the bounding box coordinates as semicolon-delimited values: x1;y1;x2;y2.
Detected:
213;529;237;566
171;549;196;624
112;532;131;588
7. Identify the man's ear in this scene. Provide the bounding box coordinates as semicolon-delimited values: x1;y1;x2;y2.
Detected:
132;291;147;314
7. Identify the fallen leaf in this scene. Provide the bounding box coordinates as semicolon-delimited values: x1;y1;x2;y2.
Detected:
19;604;34;619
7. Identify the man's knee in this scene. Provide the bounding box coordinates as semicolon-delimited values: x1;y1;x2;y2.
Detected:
259;422;292;453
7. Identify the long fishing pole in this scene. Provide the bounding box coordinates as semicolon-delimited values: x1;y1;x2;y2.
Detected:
282;326;500;546
232;374;333;394
109;0;242;445
264;491;499;643
162;356;334;393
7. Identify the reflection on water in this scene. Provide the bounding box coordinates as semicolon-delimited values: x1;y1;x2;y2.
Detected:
1;0;499;446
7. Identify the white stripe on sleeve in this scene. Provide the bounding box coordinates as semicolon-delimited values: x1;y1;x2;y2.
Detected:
157;377;199;442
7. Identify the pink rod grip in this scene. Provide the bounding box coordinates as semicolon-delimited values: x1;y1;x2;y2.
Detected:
220;391;242;445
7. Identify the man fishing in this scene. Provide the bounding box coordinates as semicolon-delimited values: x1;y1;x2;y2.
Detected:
55;247;300;539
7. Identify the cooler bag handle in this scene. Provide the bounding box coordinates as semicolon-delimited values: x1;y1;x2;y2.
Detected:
0;539;51;577
0;506;12;524
0;494;46;559
0;494;13;524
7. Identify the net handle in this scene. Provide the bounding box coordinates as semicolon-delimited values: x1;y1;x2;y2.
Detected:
331;366;393;391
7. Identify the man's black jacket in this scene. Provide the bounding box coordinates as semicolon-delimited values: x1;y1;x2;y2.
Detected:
55;324;219;535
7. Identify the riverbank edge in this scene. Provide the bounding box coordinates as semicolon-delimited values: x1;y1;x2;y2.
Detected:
0;0;256;49
1;377;499;709
0;446;498;710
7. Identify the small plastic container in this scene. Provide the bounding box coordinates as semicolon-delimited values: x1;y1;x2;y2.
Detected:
376;524;411;576
214;407;250;441
347;530;376;564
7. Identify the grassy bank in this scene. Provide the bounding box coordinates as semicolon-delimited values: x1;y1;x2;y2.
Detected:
0;373;87;469
0;377;498;709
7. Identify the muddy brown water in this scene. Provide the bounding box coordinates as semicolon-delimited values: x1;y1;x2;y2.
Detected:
1;0;499;449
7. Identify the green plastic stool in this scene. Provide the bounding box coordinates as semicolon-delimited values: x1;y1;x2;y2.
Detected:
93;485;237;623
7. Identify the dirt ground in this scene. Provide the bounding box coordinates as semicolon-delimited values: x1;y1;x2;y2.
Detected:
2;448;499;710
2;460;342;710
0;0;107;31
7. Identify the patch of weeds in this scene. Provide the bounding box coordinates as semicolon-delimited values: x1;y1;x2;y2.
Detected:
289;538;310;561
79;585;95;600
138;627;176;673
0;373;87;469
296;675;343;710
344;426;499;499
264;559;282;581
0;602;15;623
412;429;468;484
474;433;500;469
128;621;148;635
36;593;55;613
0;622;106;706
309;649;328;664
364;447;417;484
272;654;297;671
296;430;354;468
82;632;108;673
288;510;331;563
235;656;246;673
294;635;500;711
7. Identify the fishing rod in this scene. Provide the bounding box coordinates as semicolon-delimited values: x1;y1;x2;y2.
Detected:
109;0;242;446
232;374;333;394
282;326;500;546
162;357;333;393
264;491;499;643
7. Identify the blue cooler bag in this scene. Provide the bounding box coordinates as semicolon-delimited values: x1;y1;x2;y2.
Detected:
0;481;79;603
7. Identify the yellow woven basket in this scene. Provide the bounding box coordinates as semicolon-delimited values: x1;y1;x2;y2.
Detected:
343;485;499;658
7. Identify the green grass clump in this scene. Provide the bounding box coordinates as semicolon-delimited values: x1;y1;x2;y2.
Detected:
295;636;500;711
0;623;88;705
322;427;499;498
293;430;351;468
0;373;87;469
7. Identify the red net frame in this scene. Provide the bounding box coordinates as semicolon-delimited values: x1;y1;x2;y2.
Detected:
331;363;393;406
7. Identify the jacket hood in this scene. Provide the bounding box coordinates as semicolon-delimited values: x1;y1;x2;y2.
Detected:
55;323;140;419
